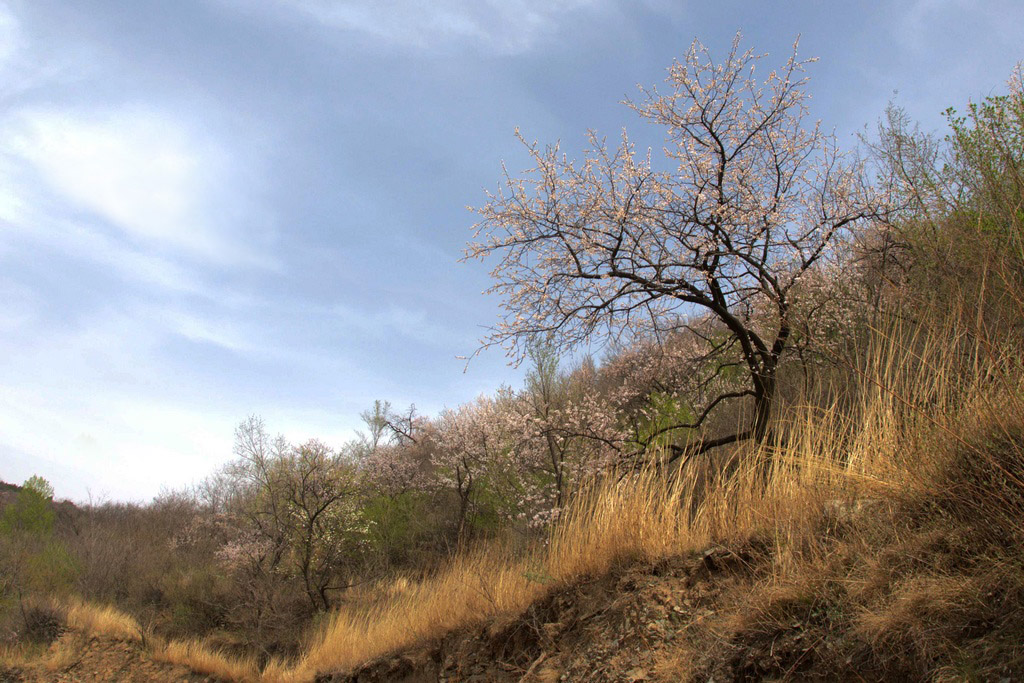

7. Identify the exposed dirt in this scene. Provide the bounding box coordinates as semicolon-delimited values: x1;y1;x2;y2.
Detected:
323;542;769;683
1;631;219;683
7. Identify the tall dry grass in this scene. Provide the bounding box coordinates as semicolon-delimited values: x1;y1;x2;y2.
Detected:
150;638;260;681
268;315;1015;681
64;599;141;642
0;599;263;681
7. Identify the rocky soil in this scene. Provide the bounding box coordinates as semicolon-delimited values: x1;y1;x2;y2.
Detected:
326;542;774;683
1;631;218;683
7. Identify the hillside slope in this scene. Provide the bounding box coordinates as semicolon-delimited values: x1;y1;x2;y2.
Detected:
9;477;1024;683
5;328;1023;682
333;453;1024;683
5;451;1024;682
332;546;756;683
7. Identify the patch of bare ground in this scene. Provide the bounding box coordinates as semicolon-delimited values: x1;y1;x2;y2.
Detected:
1;629;220;683
325;541;766;683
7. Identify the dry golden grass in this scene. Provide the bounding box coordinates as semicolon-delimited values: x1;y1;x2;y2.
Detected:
272;319;1023;681
0;599;262;682
67;602;261;681
151;637;260;681
0;599;135;673
64;599;141;642
0;641;48;671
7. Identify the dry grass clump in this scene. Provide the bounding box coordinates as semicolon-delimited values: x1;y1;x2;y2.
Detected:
64;601;261;681
0;598;68;671
1;598;263;681
152;638;260;681
289;546;545;679
0;600;137;674
17;599;68;646
64;600;141;642
667;325;1024;681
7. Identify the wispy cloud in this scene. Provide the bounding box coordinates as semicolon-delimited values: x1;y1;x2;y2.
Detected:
0;1;101;103
158;306;259;355
254;0;609;54
0;382;237;501
1;107;265;261
0;2;20;68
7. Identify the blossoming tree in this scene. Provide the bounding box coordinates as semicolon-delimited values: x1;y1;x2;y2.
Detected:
467;34;885;462
216;417;365;612
432;394;514;543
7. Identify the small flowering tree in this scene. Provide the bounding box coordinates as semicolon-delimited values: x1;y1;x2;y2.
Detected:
467;34;886;462
427;348;628;533
511;345;627;524
361;443;424;498
355;401;428;497
215;418;366;612
432;395;512;544
277;439;365;612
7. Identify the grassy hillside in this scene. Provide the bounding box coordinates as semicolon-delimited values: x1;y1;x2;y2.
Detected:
286;323;1024;681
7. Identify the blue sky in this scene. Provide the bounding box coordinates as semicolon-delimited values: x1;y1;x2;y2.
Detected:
0;0;1021;502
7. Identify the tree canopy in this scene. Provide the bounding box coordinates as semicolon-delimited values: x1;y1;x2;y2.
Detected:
468;34;888;459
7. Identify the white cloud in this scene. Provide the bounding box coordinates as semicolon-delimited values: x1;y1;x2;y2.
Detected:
159;307;257;354
0;4;272;273
0;369;366;501
0;383;237;501
264;0;608;54
0;2;102;106
2;108;240;257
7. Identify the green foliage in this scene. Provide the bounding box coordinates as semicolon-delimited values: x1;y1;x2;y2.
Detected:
22;476;54;500
946;89;1023;176
160;566;231;633
522;565;554;586
362;491;437;565
943;81;1024;249
363;494;413;545
465;483;506;535
866;68;1024;343
637;391;695;448
1;476;55;537
0;476;78;598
